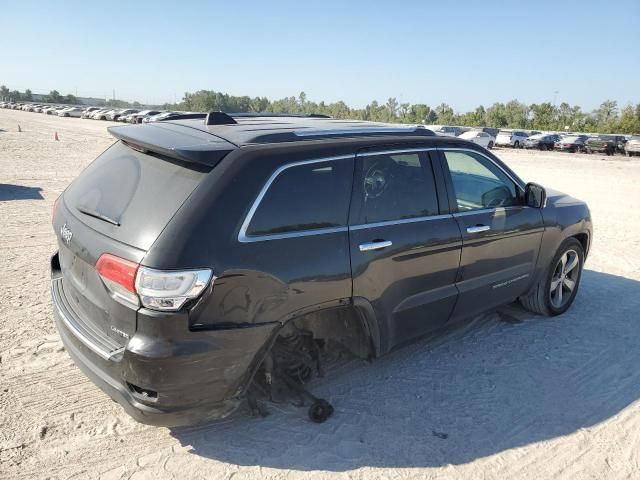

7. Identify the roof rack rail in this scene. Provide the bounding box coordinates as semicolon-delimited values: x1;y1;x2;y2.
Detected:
293;126;435;138
229;112;331;119
159;113;207;121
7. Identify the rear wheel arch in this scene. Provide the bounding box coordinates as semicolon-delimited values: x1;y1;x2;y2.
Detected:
277;303;377;360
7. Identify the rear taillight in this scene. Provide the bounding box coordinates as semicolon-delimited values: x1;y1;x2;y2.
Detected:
96;254;140;306
95;254;213;311
135;267;212;311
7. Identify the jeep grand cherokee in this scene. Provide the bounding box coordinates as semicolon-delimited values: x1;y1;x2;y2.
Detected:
51;112;592;426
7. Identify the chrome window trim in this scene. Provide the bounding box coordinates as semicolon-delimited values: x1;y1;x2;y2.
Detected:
239;226;348;243
350;213;453;231
238;154;354;243
453;206;525;218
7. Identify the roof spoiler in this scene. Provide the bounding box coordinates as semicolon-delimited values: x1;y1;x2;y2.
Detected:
108;123;235;167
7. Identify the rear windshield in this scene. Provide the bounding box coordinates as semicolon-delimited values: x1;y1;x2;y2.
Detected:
64;141;208;250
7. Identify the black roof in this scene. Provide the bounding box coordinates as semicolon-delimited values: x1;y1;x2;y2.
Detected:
109;113;472;167
163;113;436;147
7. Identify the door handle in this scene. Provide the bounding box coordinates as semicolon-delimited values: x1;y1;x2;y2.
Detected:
466;225;491;234
359;240;393;252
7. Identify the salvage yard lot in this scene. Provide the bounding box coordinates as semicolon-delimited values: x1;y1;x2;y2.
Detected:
1;109;639;480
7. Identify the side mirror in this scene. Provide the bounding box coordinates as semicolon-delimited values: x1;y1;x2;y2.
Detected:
525;182;546;208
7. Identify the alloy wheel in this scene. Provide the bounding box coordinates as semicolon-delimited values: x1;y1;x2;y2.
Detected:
549;249;580;308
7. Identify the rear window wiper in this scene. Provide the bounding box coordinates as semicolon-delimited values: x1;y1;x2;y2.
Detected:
76;206;120;226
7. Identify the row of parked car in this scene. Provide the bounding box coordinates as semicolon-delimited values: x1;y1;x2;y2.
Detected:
0;102;86;117
3;102;639;157
496;130;639;156
428;124;639;157
0;102;194;124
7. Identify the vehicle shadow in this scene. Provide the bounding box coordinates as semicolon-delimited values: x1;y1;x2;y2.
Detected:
170;270;640;471
0;184;44;201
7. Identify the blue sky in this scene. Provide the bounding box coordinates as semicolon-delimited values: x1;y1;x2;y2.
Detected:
2;0;639;111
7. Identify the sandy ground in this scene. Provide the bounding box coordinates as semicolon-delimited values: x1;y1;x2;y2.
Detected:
1;109;640;480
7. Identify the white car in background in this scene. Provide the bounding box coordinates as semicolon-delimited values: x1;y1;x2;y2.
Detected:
495;129;529;148
459;130;495;149
129;109;163;123
93;109;117;120
57;106;84;118
81;106;100;118
88;108;108;119
625;135;640;157
107;108;139;121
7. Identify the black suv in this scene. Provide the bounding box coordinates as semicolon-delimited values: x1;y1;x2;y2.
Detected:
585;135;627;155
51;113;592;426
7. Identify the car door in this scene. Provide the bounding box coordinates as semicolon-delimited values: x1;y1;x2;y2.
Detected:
438;148;545;323
349;148;462;353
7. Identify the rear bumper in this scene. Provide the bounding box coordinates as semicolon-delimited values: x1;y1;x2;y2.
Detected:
51;261;278;426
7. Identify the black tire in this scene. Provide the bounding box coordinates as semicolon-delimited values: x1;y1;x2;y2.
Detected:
519;237;585;316
488;141;494;150
514;141;520;149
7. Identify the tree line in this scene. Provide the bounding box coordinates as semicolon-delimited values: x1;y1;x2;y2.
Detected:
2;84;639;134
1;86;81;106
167;91;639;134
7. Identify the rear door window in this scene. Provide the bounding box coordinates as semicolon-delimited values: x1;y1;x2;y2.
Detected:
245;159;353;237
350;152;439;225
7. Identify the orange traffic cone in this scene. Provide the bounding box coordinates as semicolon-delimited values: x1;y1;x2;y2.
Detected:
54;132;59;141
17;124;21;132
